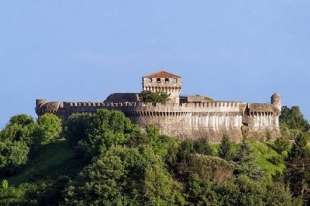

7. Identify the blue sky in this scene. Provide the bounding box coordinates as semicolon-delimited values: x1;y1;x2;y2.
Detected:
1;1;309;128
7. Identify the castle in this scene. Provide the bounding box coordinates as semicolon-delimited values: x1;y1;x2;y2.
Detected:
35;71;281;143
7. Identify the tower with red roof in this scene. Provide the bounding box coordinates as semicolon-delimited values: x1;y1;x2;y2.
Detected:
142;71;182;104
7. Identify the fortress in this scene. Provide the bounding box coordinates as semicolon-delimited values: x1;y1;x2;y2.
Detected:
35;71;281;143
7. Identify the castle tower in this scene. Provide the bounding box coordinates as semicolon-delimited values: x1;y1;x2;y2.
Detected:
271;93;282;111
142;71;182;104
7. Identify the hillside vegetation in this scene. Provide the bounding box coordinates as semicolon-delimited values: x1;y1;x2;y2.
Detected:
0;106;309;205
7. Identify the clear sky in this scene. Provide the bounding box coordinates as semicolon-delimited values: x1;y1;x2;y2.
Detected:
1;1;309;129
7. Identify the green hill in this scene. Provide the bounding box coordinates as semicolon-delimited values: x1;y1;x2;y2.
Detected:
6;141;85;186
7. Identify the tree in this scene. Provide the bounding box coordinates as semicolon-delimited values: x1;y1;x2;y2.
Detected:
217;175;294;206
233;140;264;180
89;109;133;136
64;148;127;205
145;125;179;158
0;141;29;176
38;176;70;205
0;180;24;206
282;133;310;203
139;90;170;104
184;174;219;206
64;113;92;146
2;179;8;189
274;136;290;154
7;114;34;127
280;106;310;132
187;154;235;185
289;133;309;159
146;124;160;140
0;114;38;176
36;113;62;144
194;138;214;156
176;140;195;163
217;176;266;206
218;135;233;161
64;145;183;205
264;184;296;206
0;114;38;147
75;109;135;159
234;140;254;163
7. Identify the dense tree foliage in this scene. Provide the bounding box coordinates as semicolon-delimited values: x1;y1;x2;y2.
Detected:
64;145;184;205
0;141;29;175
138;90;170;104
280;106;310;132
64;113;92;146
218;134;234;161
73;109;135;160
274;136;290;154
233;140;264;180
36;113;62;144
218;175;294;206
0;114;62;177
282;133;310;203
1;114;37;147
1;105;309;205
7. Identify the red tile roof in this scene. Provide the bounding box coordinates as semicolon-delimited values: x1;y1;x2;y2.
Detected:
143;71;181;78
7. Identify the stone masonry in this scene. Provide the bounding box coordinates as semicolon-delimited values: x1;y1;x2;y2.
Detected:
36;71;281;143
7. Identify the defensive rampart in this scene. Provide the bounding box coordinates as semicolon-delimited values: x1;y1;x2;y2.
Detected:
36;99;281;143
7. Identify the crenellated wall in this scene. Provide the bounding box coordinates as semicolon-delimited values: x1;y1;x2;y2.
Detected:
35;99;281;143
35;71;282;143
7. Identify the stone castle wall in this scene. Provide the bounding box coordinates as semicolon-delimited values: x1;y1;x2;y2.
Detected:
36;99;281;143
127;102;244;142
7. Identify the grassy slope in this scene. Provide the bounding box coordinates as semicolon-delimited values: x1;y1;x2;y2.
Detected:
6;140;85;186
250;141;286;183
213;141;286;183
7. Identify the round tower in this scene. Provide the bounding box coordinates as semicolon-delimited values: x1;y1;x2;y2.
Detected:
271;93;282;111
36;99;47;106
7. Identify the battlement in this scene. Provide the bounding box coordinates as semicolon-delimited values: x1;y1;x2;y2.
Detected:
247;103;280;116
181;101;242;109
126;101;243;114
35;71;282;142
36;99;246;117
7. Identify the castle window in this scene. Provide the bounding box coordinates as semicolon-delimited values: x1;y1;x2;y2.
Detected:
148;78;152;83
165;78;169;83
157;78;161;83
173;78;177;83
